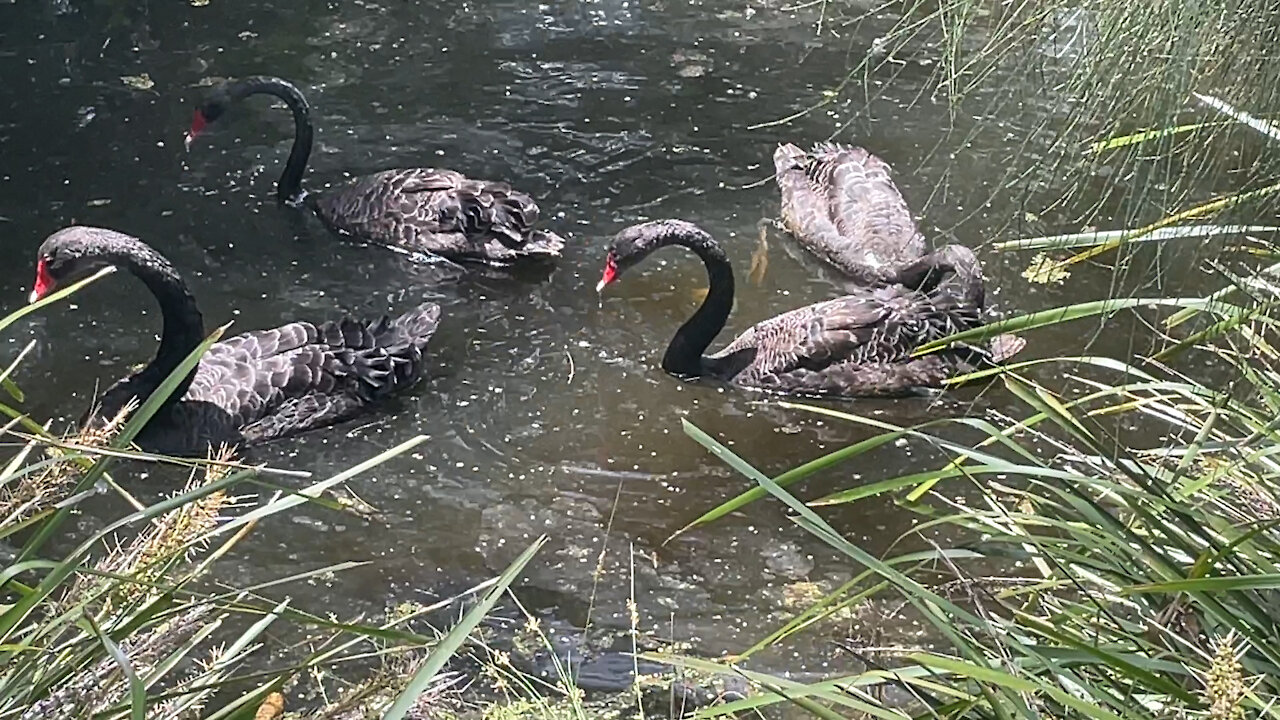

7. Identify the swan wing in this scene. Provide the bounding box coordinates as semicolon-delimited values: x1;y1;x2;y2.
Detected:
191;304;440;439
711;289;981;393
712;294;898;376
313;169;564;263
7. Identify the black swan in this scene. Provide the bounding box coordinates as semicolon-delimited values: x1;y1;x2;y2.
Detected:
183;75;565;265
29;226;441;456
774;142;931;285
596;220;1024;397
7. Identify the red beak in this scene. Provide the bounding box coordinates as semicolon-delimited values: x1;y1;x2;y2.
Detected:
29;258;55;303
183;109;207;151
596;256;618;293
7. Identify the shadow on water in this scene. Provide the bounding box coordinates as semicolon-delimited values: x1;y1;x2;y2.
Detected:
0;0;1249;678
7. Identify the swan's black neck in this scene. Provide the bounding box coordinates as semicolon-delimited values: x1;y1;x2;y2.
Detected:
652;226;735;378
231;76;313;206
97;236;205;415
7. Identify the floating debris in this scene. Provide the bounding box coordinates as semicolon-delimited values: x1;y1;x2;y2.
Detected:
120;74;154;91
1022;252;1071;285
672;50;712;78
748;221;769;285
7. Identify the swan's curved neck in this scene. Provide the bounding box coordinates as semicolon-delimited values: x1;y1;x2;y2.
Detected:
895;245;984;308
657;229;735;378
233;76;313;206
99;239;205;414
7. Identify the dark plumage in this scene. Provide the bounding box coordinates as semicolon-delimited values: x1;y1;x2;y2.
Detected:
30;226;440;456
185;76;564;265
596;220;1024;398
775;141;1025;365
774;142;927;285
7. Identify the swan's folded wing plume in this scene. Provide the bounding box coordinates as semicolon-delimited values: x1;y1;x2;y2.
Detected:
190;304;440;442
711;294;898;379
774;143;926;282
313;169;564;264
817;143;926;263
709;289;984;394
208;321;320;359
775;143;847;266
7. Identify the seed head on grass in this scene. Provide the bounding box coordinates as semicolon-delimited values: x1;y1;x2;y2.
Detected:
1213;472;1280;523
19;604;212;720
145;637;231;720
0;399;136;525
1204;634;1249;720
301;656;464;720
76;444;240;612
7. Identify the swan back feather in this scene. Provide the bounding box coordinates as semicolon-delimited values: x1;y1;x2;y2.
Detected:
774;142;926;283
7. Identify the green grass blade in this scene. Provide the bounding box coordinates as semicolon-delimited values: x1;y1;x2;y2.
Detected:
995;224;1278;252
1127;575;1280;593
1028;180;1280;274
909;652;1127;720
1164;259;1280;329
643;653;919;720
1002;375;1098;451
209;435;428;539
665;424;914;541
680;419;985;626
85;613;146;720
0;265;116;335
1084;120;1230;154
384;535;546;720
913;297;1215;355
1194;92;1280;142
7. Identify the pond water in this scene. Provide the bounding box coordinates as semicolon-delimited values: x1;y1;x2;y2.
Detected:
0;0;1248;684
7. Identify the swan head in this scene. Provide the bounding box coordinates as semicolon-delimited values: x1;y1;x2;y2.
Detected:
184;85;231;151
597;220;719;294
184;77;308;151
29;227;133;303
893;244;986;309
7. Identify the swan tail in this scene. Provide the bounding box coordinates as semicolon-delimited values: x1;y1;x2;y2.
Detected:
319;304;441;399
384;303;442;352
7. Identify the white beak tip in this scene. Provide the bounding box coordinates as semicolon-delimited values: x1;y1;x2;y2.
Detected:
28;290;39;304
595;280;606;294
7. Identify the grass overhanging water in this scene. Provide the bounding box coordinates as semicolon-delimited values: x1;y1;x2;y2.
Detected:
0;279;555;720
635;95;1280;718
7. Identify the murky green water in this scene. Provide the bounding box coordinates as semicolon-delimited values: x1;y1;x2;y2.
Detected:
0;0;1246;684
